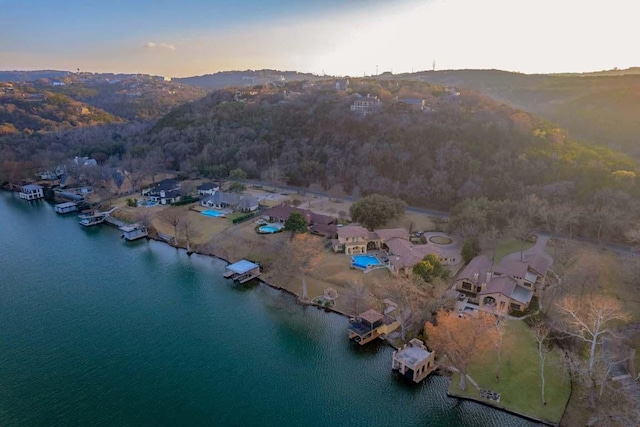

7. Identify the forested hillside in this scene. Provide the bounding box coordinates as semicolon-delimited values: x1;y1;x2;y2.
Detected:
389;69;640;157
2;78;639;242
143;79;637;208
0;83;123;134
0;71;209;130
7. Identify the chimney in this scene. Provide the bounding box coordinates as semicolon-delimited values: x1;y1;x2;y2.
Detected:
485;271;492;284
473;272;479;282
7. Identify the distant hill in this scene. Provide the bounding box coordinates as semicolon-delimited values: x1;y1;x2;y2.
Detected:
0;71;209;122
0;83;123;134
0;70;70;82
385;69;640;156
173;69;324;90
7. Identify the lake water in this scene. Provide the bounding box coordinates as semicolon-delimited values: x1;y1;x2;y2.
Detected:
0;192;540;426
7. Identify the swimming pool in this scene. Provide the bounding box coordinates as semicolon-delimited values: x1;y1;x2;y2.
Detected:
352;255;381;269
258;225;282;233
201;210;226;218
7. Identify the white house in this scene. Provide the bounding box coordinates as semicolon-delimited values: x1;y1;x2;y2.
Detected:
19;184;44;201
143;179;182;205
197;182;219;196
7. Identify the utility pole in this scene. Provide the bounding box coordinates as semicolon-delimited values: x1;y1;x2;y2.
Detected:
432;60;436;72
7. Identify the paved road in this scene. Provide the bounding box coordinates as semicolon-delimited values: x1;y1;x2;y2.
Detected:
242;180;637;254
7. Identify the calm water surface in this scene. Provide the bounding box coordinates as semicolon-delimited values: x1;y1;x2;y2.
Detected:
0;192;540;426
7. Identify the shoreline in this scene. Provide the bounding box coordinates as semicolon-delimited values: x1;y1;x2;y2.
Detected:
8;193;559;425
447;390;558;427
147;234;557;426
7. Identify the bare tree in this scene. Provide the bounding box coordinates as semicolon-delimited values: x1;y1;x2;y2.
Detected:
494;316;506;381
376;273;426;341
158;207;187;246
342;278;369;316
288;234;323;301
531;319;551;405
179;215;200;254
554;294;630;375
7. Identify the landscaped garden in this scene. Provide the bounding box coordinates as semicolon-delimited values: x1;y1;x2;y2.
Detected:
448;320;570;425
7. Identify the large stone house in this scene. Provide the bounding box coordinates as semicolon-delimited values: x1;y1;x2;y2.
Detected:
455;254;550;315
332;225;459;273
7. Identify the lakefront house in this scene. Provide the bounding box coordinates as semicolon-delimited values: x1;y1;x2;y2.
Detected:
455;254;550;315
200;191;259;212
332;225;459;272
142;179;181;205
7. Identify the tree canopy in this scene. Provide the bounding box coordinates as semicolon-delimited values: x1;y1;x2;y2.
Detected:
283;211;308;233
349;194;406;230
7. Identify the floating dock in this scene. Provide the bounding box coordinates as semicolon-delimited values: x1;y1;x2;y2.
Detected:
224;260;261;284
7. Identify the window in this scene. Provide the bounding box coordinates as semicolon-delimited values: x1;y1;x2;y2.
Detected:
462;282;472;291
510;303;521;311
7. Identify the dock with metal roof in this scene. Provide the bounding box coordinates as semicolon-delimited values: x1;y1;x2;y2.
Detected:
224;260;261;283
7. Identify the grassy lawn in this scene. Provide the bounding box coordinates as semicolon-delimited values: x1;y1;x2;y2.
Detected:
448;320;570;424
493;238;535;263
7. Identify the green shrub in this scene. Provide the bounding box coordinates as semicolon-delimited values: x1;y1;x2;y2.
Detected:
232;212;255;224
171;196;199;206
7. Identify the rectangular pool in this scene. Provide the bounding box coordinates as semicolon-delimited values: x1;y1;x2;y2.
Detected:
201;210;226;218
352;255;381;269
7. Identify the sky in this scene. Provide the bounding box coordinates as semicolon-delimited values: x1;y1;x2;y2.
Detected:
0;0;637;77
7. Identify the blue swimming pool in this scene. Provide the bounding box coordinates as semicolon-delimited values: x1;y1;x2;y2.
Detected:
201;210;226;218
352;255;381;269
258;225;281;233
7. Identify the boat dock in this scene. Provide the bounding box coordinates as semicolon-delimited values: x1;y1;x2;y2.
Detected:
54;202;78;214
78;207;116;227
224;259;261;283
120;224;148;241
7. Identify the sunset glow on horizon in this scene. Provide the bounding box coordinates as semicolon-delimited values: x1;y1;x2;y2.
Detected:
1;0;637;77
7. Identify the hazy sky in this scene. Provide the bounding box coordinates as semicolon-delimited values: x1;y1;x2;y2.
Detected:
1;0;637;77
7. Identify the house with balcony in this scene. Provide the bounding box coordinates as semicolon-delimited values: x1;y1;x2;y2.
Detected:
348;309;399;345
350;94;380;115
332;225;459;270
19;184;44;201
143;179;181;205
454;254;550;315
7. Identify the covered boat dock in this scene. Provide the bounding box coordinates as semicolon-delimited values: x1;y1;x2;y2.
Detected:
224;260;261;283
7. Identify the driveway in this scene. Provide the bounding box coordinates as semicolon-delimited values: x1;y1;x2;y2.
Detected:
501;234;553;266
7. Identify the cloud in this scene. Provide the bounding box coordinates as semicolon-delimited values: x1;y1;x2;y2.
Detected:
144;41;176;51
